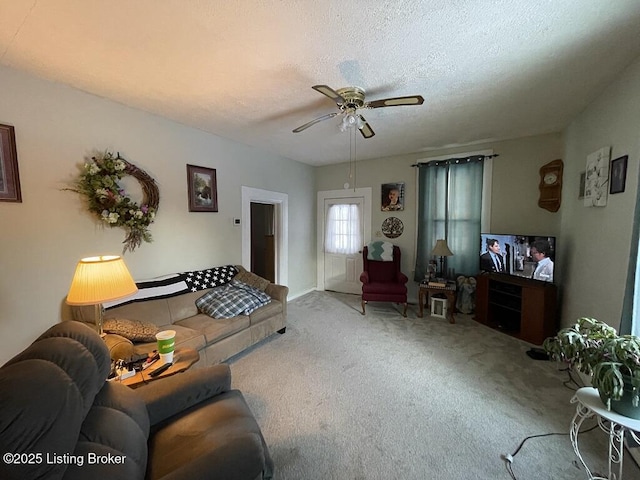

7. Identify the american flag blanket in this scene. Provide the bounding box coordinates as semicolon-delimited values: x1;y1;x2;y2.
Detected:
104;265;239;310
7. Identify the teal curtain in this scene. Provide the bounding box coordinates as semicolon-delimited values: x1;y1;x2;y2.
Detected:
619;164;640;335
415;156;484;281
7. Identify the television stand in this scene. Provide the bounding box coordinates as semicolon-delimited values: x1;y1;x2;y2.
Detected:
474;273;558;345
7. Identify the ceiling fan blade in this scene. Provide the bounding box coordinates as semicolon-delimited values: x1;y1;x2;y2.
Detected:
292;112;339;133
312;85;346;106
358;115;375;139
366;95;424;109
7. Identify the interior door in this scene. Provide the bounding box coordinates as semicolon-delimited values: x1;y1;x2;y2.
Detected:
323;197;364;294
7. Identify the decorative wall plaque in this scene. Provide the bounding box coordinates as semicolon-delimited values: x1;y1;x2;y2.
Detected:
381;217;403;238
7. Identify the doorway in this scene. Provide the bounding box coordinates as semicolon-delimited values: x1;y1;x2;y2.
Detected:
251;202;275;282
241;186;288;287
317;188;372;293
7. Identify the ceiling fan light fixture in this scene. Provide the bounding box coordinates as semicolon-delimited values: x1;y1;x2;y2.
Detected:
293;84;423;138
340;112;362;132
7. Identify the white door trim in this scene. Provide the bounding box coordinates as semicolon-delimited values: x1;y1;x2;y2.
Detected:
241;186;288;287
317;187;372;290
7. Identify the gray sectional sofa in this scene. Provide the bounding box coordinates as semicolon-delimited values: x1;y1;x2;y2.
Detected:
70;265;288;366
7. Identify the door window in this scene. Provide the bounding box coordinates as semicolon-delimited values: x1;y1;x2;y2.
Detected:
324;204;361;255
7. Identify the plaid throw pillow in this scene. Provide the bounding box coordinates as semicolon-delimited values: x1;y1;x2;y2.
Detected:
196;281;272;319
231;279;271;305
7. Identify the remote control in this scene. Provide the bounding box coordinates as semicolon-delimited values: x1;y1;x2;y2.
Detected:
148;362;173;377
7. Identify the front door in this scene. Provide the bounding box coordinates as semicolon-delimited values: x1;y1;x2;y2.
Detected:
323;197;364;294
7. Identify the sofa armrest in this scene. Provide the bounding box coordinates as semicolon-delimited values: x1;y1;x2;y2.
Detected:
265;283;288;303
360;272;370;284
397;272;409;284
265;283;289;316
103;333;134;361
135;364;231;425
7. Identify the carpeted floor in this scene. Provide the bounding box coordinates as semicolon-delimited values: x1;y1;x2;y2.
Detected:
228;291;640;479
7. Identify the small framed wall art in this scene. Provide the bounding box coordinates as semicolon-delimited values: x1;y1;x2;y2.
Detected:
187;164;218;212
609;155;628;194
584;146;610;207
0;123;22;202
381;182;404;211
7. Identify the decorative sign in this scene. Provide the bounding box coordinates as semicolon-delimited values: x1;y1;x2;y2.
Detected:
584;147;610;207
381;217;404;238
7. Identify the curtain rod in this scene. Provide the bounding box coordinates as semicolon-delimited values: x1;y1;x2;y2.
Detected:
411;153;499;167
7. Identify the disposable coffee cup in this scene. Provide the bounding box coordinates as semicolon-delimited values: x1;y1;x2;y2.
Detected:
155;330;176;364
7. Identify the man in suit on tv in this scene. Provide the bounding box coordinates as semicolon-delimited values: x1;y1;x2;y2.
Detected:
480;238;506;273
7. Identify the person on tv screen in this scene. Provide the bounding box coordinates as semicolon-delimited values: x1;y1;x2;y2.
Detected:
480;238;506;273
530;240;554;282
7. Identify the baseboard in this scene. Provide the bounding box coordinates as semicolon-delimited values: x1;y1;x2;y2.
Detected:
287;287;317;301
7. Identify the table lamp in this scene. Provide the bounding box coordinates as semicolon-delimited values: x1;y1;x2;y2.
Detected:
66;255;138;335
431;239;454;278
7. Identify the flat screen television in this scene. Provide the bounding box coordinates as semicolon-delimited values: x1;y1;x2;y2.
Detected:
479;233;556;283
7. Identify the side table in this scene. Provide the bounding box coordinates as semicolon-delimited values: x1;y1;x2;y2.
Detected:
417;282;457;324
570;387;640;480
117;348;200;388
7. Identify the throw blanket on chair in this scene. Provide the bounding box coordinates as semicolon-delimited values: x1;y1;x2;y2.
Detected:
367;241;394;261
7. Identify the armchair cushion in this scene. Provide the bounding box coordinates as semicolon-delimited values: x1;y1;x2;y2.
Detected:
147;390;273;480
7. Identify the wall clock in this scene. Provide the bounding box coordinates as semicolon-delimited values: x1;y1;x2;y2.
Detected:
538;159;563;212
381;217;403;238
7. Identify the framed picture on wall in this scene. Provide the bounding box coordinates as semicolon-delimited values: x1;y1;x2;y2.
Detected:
381;182;405;211
0;124;22;202
610;155;628;194
187;164;218;212
584;146;610;207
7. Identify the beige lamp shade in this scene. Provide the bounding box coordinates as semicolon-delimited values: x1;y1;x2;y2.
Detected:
431;239;454;257
66;255;138;305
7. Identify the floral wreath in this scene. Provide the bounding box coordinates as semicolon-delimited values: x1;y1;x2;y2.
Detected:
68;151;159;253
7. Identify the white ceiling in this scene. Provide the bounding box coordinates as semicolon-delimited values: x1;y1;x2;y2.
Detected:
2;1;640;167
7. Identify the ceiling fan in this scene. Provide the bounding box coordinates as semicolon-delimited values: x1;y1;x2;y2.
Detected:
292;85;424;139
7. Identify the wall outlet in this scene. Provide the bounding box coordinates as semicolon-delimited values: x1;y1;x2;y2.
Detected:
233;218;241;226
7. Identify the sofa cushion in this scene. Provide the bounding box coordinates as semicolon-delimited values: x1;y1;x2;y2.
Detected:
176;313;250;344
103;318;160;342
104;298;173;328
234;267;270;291
129;324;206;357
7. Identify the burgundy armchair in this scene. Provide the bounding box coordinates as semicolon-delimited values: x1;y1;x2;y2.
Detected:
360;245;408;317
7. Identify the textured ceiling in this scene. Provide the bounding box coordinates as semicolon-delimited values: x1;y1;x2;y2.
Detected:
2;1;640;166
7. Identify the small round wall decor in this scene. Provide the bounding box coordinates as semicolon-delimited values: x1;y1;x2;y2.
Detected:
67;151;159;253
381;217;404;238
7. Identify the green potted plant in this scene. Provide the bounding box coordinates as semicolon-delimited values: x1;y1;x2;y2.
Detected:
543;317;640;419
